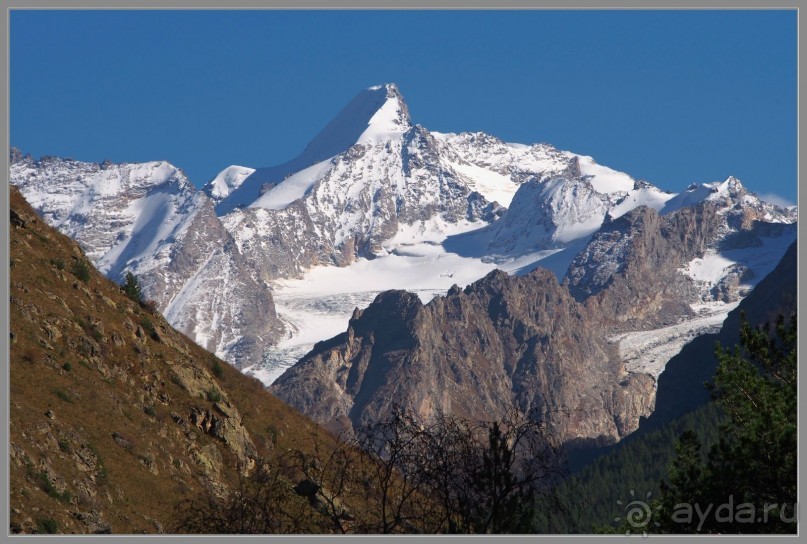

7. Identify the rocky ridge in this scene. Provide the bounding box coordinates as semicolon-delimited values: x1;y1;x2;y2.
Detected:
9;83;660;371
271;266;655;447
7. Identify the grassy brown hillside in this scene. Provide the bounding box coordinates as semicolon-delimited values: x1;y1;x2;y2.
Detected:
8;186;339;534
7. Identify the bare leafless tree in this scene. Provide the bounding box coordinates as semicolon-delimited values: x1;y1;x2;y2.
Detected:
171;458;315;534
172;408;564;535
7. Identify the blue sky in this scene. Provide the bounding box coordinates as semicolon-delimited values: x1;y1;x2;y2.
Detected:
10;10;797;204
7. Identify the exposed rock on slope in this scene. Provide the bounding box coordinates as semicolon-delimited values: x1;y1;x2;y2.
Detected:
568;195;796;329
568;205;721;328
221;87;503;280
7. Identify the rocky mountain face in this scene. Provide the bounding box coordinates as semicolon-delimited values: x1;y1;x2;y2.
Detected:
8;187;337;534
568;204;722;329
568;183;796;326
11;83;681;371
219;86;504;280
270;265;655;447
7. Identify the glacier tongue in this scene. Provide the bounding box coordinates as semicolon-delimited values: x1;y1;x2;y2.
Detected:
610;300;742;379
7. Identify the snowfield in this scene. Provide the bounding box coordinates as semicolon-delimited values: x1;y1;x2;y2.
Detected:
681;231;797;300
251;159;333;210
444;160;521;207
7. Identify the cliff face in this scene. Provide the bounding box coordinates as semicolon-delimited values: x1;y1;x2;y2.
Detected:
272;268;656;447
568;205;721;330
8;187;331;534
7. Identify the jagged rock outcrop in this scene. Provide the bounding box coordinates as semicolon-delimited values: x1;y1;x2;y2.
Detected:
567;194;796;331
272;268;655;447
566;205;718;329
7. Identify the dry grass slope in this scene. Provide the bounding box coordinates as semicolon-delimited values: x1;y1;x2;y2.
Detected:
8;186;338;534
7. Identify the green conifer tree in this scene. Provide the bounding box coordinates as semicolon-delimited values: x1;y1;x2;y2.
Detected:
122;271;143;303
658;313;796;534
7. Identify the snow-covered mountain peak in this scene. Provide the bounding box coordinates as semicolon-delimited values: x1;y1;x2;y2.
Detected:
204;165;256;204
658;176;796;228
432;131;636;197
10;154;194;223
213;83;412;215
705;176;747;201
9;154;201;278
299;82;411;160
661;177;739;214
566;153;635;194
356;84;411;145
481;174;615;254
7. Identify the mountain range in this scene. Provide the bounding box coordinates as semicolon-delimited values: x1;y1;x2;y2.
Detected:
10;83;797;450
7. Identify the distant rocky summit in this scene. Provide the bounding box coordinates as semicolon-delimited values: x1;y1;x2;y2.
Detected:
272;267;655;447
